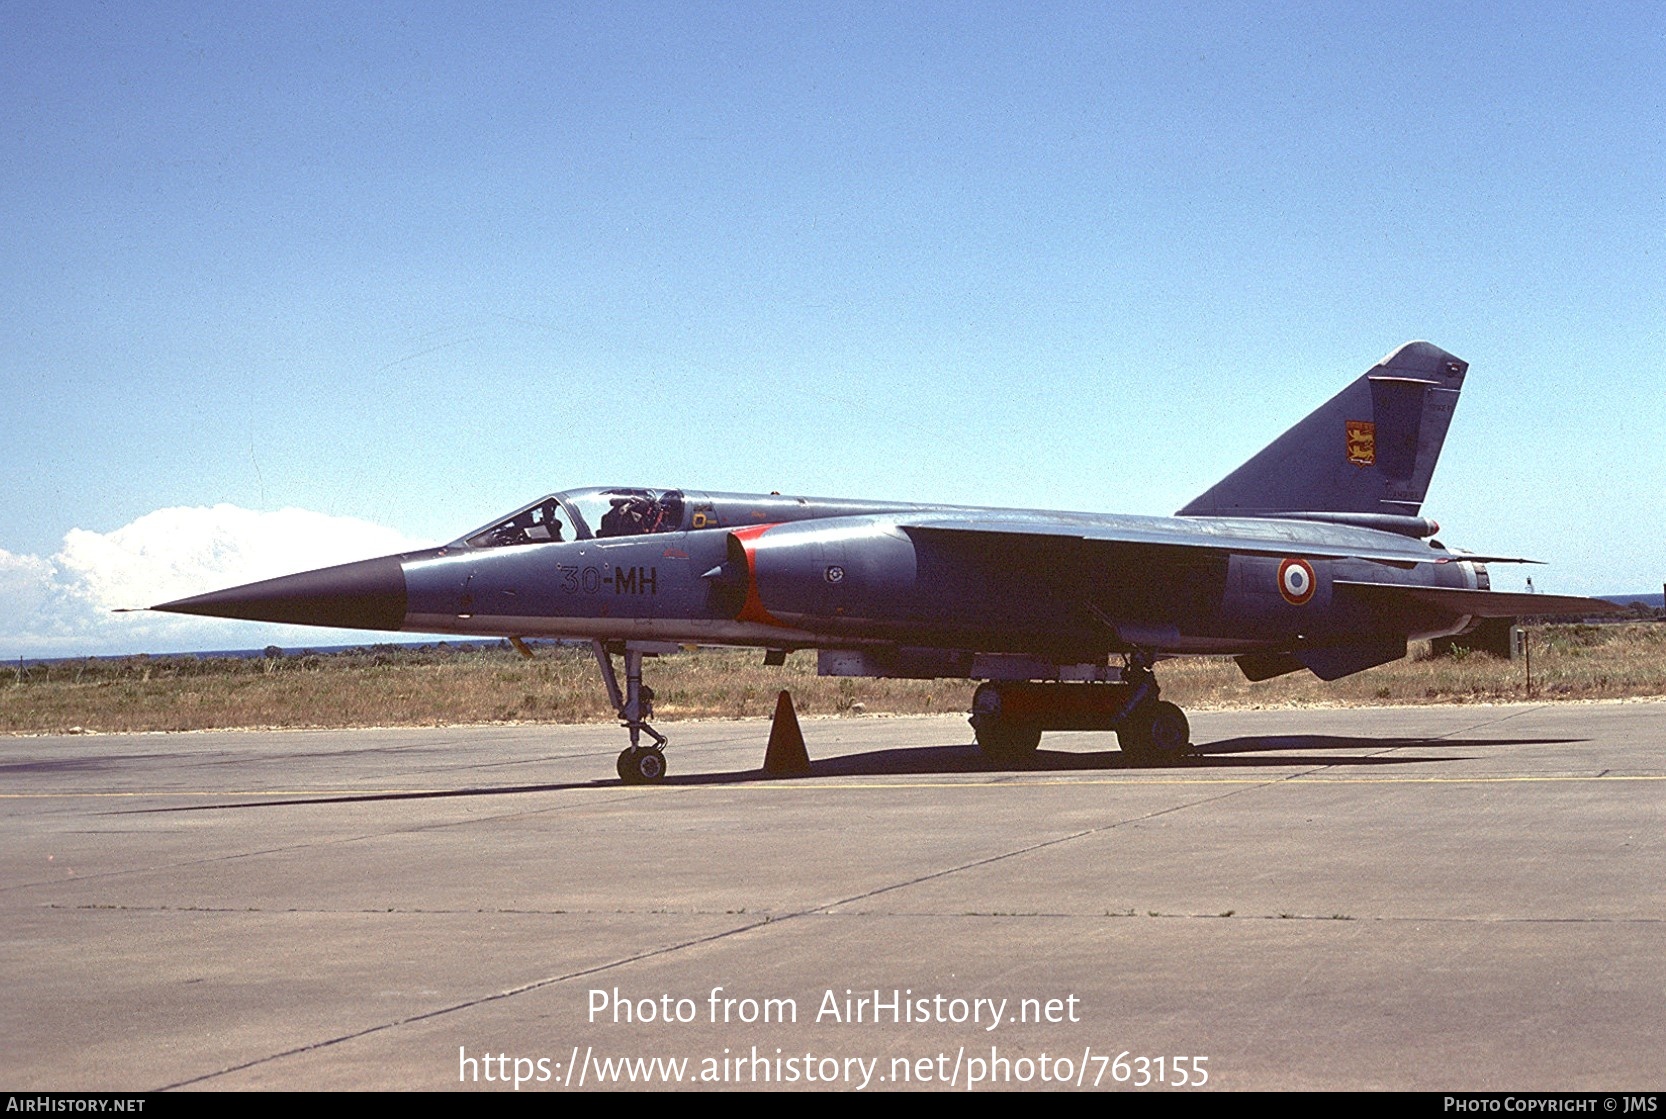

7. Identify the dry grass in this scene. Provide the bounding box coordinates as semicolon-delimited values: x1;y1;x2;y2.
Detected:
0;643;973;735
1159;622;1666;709
3;623;1663;736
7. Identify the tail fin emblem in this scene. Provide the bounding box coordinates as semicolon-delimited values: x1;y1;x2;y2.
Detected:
1345;420;1376;466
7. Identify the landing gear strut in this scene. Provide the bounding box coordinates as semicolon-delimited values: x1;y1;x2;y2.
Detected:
593;641;670;784
1114;651;1192;766
969;650;1192;766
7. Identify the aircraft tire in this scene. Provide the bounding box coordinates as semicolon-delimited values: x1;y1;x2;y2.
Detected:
975;720;1042;761
1118;701;1191;766
618;746;668;784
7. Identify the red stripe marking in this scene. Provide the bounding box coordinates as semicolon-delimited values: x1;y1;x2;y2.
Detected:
730;524;788;627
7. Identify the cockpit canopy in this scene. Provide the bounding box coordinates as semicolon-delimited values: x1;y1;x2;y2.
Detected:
462;488;688;548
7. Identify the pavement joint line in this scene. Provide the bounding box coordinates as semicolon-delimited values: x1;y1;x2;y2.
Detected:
793;910;1666;925
804;779;1277;916
44;902;1666;925
0;837;357;896
1;796;637;895
154;912;779;1092
13;765;1651;897
152;778;1277;1087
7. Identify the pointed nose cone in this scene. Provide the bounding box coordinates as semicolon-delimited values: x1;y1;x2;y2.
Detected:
152;555;408;632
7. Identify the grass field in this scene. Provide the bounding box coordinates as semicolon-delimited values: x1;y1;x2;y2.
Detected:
4;623;1663;736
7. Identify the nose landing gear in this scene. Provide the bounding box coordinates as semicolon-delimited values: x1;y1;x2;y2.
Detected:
593;641;672;784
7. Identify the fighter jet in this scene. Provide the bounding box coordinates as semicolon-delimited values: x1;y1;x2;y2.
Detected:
151;342;1617;782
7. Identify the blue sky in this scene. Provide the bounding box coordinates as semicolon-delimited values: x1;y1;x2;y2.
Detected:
3;3;1662;657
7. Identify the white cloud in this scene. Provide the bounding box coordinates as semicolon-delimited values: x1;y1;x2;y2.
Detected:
0;548;79;655
2;506;431;658
55;505;425;612
0;548;56;617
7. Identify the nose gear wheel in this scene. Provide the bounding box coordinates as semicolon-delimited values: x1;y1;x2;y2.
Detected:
617;745;668;784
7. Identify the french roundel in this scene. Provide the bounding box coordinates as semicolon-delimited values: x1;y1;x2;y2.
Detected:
1278;558;1316;605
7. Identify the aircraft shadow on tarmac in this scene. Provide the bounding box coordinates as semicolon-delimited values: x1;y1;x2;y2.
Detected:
136;733;1583;813
693;733;1584;781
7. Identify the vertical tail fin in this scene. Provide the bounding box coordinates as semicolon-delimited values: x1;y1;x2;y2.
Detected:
1177;341;1467;519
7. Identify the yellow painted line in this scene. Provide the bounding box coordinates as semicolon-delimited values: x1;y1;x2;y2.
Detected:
730;774;1666;790
0;789;444;799
4;773;1664;799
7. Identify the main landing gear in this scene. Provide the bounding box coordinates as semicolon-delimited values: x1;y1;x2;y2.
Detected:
592;641;670;784
968;651;1193;766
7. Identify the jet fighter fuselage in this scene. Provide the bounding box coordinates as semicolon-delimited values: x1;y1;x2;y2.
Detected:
151;342;1619;780
395;489;1481;660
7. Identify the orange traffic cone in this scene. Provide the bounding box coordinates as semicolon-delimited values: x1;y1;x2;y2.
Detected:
763;690;811;775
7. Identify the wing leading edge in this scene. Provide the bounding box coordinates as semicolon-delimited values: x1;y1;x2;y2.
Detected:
1333;581;1624;618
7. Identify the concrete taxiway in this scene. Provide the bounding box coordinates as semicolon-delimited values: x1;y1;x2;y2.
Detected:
3;702;1663;1091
